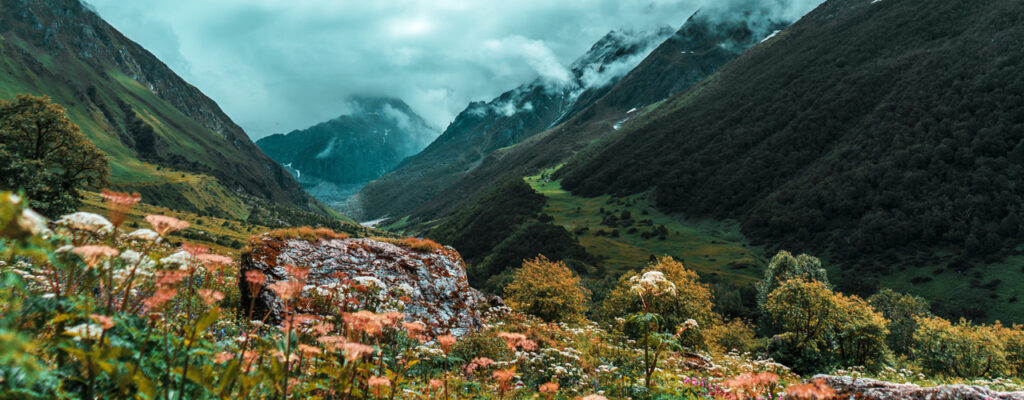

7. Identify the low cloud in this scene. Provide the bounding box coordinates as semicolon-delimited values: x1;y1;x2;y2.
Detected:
85;0;824;139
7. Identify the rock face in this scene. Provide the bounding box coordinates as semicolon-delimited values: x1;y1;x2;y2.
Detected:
812;375;1024;400
240;234;488;336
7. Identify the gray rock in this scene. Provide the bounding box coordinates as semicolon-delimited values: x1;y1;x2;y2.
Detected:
810;375;1024;400
240;235;488;336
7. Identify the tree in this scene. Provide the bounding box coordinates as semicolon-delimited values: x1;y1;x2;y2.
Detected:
912;317;1011;378
0;95;108;216
763;279;890;373
868;289;932;356
503;256;590;322
756;250;829;308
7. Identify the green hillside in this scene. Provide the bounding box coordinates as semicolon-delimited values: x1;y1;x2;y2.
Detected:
558;0;1024;322
0;0;329;220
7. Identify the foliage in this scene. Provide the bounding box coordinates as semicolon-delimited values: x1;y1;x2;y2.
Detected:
763;279;890;373
911;317;1019;378
704;319;762;354
472;221;596;293
755;250;829;308
503;256;591;323
265;226;350;242
558;0;1024;316
868;289;932;356
0;95;108;216
602;257;718;347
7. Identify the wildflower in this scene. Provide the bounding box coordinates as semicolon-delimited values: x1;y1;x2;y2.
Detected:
268;280;304;301
181;243;208;257
101;190;141;227
576;396;608;400
126;228;159;242
497;332;536;351
437;335;457;354
724;372;780;399
493;369;516;392
73;245;119;268
90;314;114;330
159;251;193;270
57;212;114;235
466;357;495;374
429;379;443;389
198;254;233;270
629;270;677;297
64;323;103;341
17;208;51;237
343;310;386;335
402;321;428;342
245;270;267;288
143;287;177;310
339;342;375;362
214;352;234;363
540;382;559;397
368;376;391;397
297;344;322;357
198;289;224;305
144;215;189;236
311;322;334;335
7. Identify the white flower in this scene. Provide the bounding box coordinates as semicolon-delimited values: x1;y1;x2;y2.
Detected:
126;229;159;242
64;323;103;341
629;270;677;297
159;250;193;270
56;212;113;235
18;208;52;238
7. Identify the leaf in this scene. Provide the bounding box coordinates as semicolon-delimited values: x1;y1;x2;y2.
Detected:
134;372;157;400
217;360;241;397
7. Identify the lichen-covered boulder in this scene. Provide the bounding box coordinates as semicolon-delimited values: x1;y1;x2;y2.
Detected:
809;375;1024;400
240;234;488;336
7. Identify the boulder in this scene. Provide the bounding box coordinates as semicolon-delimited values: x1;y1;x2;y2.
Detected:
810;375;1024;400
240;234;488;336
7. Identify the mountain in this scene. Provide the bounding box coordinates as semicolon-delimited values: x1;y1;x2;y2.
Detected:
0;0;324;219
557;0;1024;321
347;28;676;220
255;97;438;210
404;7;788;224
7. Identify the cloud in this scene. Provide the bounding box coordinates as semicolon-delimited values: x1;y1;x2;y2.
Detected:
84;0;825;139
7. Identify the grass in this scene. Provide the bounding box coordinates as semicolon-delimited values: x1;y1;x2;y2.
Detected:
859;249;1024;324
79;191;268;256
525;168;764;286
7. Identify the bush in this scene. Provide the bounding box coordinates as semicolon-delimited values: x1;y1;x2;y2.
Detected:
705;318;762;354
763;279;890;373
503;256;591;322
602;257;719;347
912;316;1012;378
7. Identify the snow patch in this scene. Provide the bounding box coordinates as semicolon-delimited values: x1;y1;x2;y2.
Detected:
761;30;781;44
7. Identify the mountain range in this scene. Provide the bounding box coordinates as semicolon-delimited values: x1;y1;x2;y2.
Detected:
256;97;438;211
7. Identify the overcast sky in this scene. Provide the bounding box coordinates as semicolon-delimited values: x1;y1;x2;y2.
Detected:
85;0;821;139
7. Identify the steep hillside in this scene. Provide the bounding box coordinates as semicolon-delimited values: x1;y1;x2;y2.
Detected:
558;0;1024;321
256;97;438;209
401;7;787;225
0;0;321;218
349;28;675;220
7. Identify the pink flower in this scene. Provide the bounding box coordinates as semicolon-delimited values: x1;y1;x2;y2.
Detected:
144;215;189;236
73;245;119;268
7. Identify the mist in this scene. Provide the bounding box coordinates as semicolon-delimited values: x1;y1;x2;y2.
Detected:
84;0;825;139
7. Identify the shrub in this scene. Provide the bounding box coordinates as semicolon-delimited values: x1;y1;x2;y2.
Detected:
503;256;591;322
763;279;890;373
868;288;932;356
264;226;349;242
705;319;761;354
912;316;1011;378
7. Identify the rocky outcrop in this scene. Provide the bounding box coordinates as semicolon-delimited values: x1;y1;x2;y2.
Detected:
240;234;488;336
810;375;1024;400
